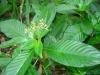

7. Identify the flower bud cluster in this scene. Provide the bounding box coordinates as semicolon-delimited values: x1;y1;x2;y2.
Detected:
38;19;48;30
31;19;48;31
25;19;49;38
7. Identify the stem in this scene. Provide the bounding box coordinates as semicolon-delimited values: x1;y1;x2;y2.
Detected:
20;0;24;22
38;64;42;75
25;0;30;25
33;58;39;66
12;0;18;19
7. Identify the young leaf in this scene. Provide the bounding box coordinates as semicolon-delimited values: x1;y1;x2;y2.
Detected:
34;39;43;58
32;3;56;26
34;25;49;39
44;40;100;67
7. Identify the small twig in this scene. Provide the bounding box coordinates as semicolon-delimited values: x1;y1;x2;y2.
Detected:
38;64;42;75
20;0;24;22
33;58;39;66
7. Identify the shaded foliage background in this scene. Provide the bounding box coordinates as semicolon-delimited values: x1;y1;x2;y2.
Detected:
0;0;100;75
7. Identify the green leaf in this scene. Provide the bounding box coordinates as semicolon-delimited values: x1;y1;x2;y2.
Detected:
25;65;39;75
20;39;34;50
32;3;56;26
87;65;100;75
12;47;22;58
63;25;87;41
44;40;100;67
12;0;18;19
50;15;69;38
44;35;57;47
0;52;7;57
95;23;100;31
34;39;43;58
0;37;27;48
34;26;49;39
0;0;11;16
2;50;34;75
50;15;87;41
80;16;93;35
56;4;76;14
43;59;52;75
64;0;93;11
88;35;100;45
12;39;34;58
0;19;26;38
0;57;11;67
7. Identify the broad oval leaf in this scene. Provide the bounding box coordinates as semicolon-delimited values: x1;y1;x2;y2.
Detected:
0;19;26;38
44;40;100;67
2;50;34;75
